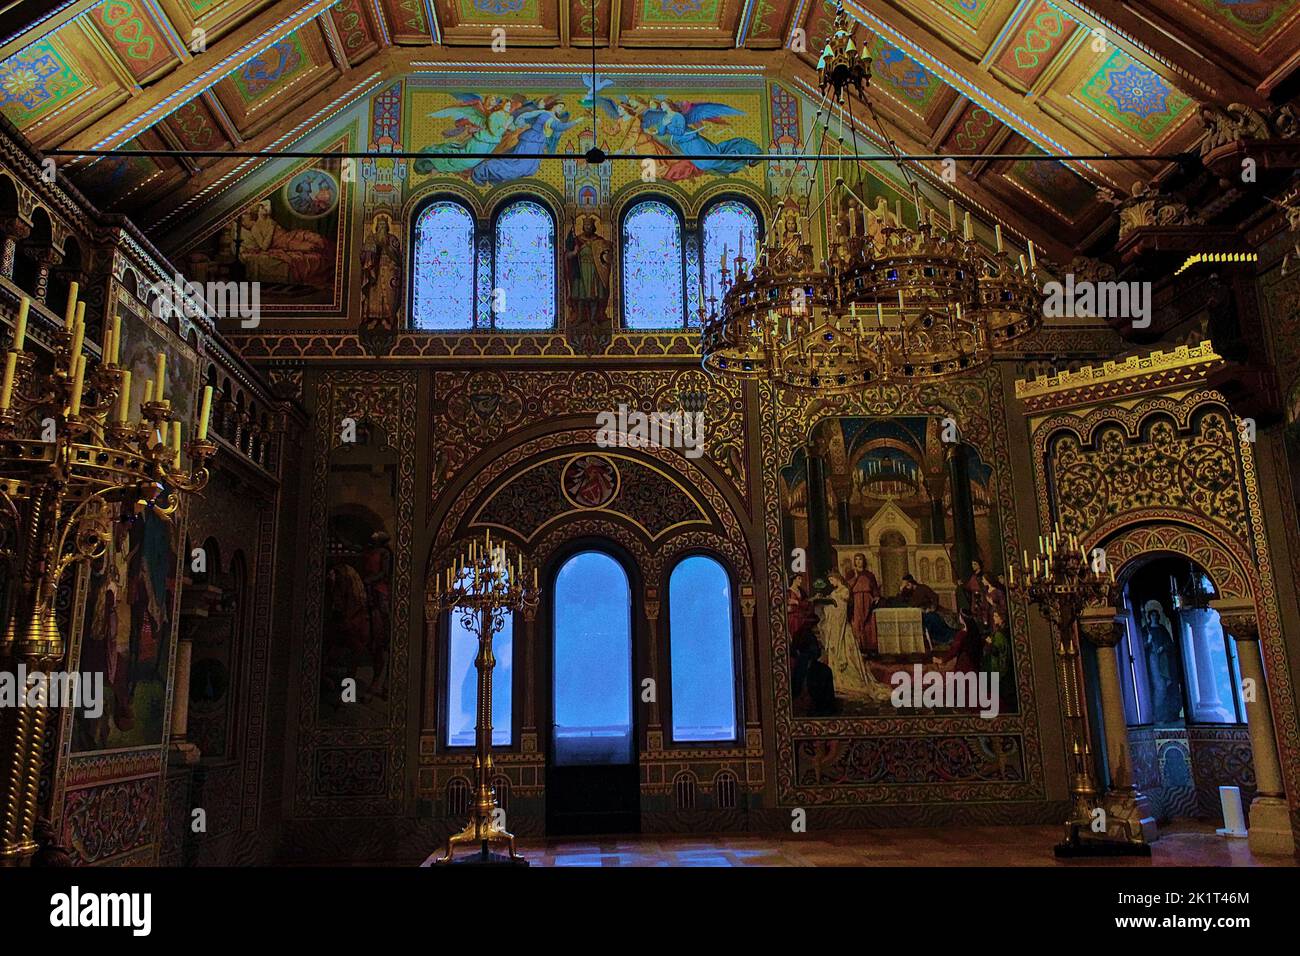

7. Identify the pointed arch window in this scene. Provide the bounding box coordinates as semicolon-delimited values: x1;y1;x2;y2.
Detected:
493;199;556;330
622;199;684;330
412;199;475;330
667;555;739;743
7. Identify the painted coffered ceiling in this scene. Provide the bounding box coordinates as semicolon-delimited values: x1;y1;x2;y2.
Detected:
1;0;1297;259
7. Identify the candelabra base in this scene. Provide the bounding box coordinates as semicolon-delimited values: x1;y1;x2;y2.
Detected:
432;814;529;866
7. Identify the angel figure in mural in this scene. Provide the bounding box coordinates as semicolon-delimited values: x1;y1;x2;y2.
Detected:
360;213;402;329
584;89;762;181
821;572;892;703
413;93;580;185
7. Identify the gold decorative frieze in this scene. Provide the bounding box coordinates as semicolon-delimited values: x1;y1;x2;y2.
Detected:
1014;341;1224;412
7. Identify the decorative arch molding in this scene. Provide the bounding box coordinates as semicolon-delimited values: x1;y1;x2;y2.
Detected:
1098;520;1252;600
427;366;751;514
469;450;714;545
431;426;748;558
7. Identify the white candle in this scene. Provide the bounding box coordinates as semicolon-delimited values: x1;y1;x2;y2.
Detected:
68;354;85;416
116;369;132;423
64;281;78;330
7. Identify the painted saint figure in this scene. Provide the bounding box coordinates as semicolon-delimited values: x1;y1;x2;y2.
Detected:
565;215;613;326
360;214;403;329
849;552;880;656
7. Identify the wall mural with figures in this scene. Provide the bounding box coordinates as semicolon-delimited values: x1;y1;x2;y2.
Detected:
780;414;1015;719
761;374;1047;811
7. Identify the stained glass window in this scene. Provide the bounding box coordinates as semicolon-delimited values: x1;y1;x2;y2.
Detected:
475;234;493;330
685;235;702;327
668;556;738;742
493;200;556;330
702;199;761;313
553;550;633;765
412;200;475;330
622;199;684;330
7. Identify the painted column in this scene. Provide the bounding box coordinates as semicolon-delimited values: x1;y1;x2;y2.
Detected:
1213;598;1295;854
24;245;61;305
1080;607;1157;843
805;446;833;583
644;588;661;740
169;638;200;765
945;443;977;595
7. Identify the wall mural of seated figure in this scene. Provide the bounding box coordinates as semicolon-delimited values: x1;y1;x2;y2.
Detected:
780;415;1016;719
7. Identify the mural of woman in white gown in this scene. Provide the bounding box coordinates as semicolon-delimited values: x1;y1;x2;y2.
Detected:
821;573;892;702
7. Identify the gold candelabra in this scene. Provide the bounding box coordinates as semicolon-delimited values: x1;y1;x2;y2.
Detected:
427;530;538;865
1007;524;1124;855
0;286;215;865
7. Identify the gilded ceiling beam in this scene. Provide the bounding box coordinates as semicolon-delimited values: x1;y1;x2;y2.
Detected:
0;0;100;61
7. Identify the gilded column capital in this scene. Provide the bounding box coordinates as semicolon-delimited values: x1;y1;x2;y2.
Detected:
1078;605;1123;648
739;583;756;619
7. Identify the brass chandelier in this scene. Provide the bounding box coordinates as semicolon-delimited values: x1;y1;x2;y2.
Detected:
700;3;1043;392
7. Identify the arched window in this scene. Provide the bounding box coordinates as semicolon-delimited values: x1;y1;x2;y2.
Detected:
493;199;556;330
445;567;513;746
667;555;738;743
412;199;475;330
553;550;633;765
700;199;761;320
622;199;684;330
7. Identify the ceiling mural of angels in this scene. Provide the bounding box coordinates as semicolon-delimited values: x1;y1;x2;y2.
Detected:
413;92;581;185
407;79;766;188
581;76;763;181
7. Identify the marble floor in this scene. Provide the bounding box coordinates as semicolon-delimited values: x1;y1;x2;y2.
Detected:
502;822;1298;867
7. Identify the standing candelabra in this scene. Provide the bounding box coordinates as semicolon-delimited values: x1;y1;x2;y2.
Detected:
0;287;215;865
427;530;537;865
1006;523;1138;856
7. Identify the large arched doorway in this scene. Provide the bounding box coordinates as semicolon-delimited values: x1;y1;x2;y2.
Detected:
1110;554;1252;823
544;546;640;834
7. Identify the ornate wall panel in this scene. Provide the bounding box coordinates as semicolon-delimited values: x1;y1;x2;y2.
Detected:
296;369;417;816
1030;387;1300;814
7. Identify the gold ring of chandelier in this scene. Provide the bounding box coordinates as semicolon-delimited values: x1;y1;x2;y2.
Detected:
699;3;1045;393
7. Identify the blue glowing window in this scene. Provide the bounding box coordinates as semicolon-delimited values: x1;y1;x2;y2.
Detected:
669;555;738;742
412;200;475;330
552;551;633;765
493;200;556;330
622;200;684;329
702;199;760;310
445;576;513;747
